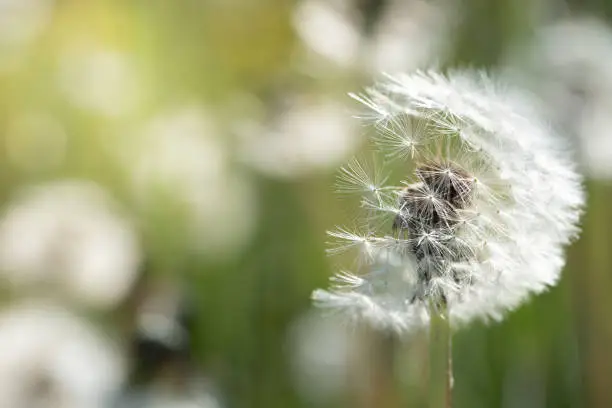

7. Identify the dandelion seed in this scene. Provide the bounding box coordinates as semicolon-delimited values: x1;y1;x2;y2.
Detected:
331;271;365;289
325;228;374;256
313;70;584;332
374;113;430;159
335;157;389;196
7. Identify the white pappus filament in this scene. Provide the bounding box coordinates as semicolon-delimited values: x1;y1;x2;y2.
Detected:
312;70;585;333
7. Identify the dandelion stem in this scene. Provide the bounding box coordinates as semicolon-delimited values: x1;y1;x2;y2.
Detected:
446;325;454;408
428;303;453;408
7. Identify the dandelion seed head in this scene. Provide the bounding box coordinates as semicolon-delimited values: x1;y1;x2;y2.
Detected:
313;70;584;333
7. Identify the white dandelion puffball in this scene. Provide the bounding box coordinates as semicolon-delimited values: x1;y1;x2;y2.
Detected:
0;180;141;309
0;301;125;408
312;70;584;333
503;17;612;180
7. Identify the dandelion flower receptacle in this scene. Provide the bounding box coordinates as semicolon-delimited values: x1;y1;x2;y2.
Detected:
312;70;584;333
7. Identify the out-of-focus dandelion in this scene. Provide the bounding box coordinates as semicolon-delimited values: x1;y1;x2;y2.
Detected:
0;180;141;310
125;106;257;258
0;0;54;71
57;47;142;117
239;96;359;178
0;301;124;408
363;0;455;73
503;17;612;180
116;381;224;408
131;281;194;380
292;0;362;68
292;0;454;73
287;310;360;404
313;70;584;331
122;281;219;408
136;288;190;356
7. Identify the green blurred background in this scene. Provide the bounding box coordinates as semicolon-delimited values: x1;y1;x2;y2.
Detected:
1;0;612;407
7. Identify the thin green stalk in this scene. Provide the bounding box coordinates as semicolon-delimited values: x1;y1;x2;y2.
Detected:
429;304;453;408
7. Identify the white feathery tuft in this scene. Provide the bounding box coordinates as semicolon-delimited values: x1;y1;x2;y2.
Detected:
312;70;585;333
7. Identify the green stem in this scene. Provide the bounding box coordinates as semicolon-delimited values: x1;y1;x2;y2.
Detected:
428;304;453;408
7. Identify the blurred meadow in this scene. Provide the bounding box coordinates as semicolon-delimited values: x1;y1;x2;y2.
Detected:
1;0;612;407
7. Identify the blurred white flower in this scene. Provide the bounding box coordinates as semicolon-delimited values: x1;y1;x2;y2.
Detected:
293;0;361;68
313;70;584;332
239;97;359;178
503;17;612;180
127;106;256;257
116;374;223;408
292;0;453;73
287;310;359;404
117;388;223;408
364;0;454;73
5;112;67;172
0;301;124;408
136;284;189;352
0;0;54;70
57;48;142;117
0;180;141;309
